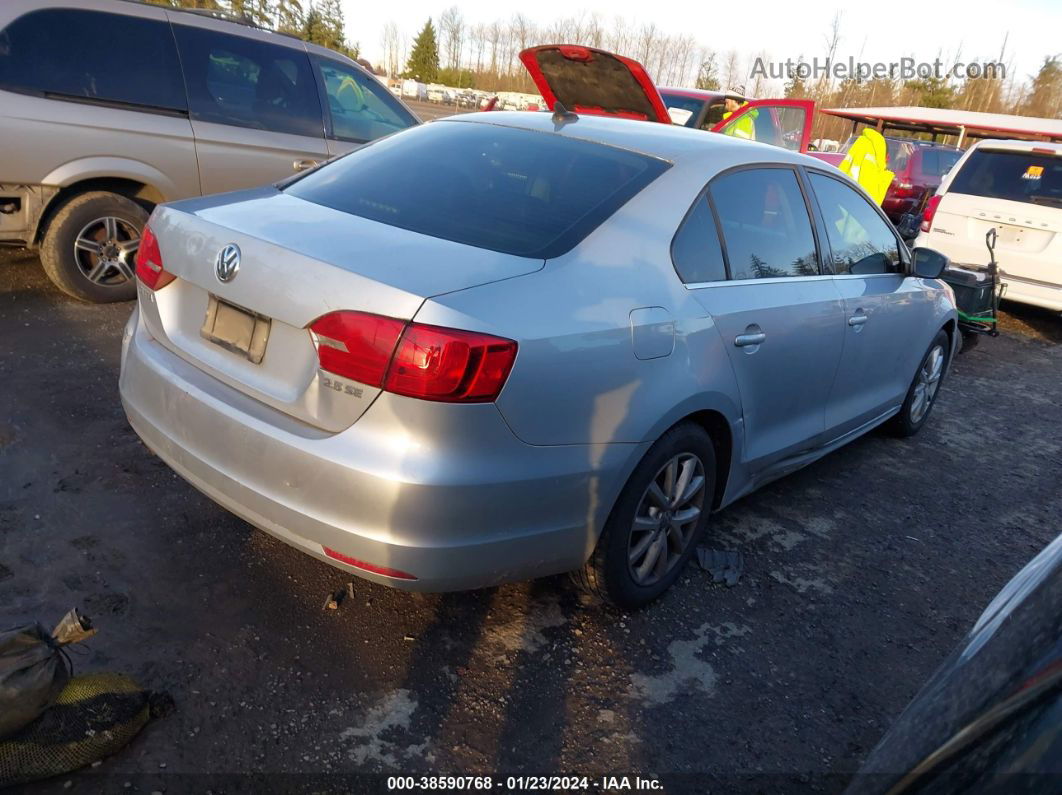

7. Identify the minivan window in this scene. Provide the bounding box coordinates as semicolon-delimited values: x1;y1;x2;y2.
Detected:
672;198;727;283
173;25;322;137
285;121;670;259
949;149;1062;208
809;172;901;275
0;9;186;112
708;168;819;279
314;57;416;142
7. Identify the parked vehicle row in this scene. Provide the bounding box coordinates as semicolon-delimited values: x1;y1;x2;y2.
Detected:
0;0;418;302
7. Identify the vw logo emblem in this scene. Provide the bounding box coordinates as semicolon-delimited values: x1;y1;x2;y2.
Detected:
215;244;240;283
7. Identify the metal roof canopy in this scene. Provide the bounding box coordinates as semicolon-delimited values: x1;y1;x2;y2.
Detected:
821;106;1062;147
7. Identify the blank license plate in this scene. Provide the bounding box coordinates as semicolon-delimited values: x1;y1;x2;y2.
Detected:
200;295;270;364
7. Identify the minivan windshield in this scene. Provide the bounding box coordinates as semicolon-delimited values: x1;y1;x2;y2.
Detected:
949;149;1062;208
285;121;670;258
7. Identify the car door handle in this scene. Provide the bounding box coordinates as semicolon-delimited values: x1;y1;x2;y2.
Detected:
293;159;321;172
848;314;868;326
734;332;767;347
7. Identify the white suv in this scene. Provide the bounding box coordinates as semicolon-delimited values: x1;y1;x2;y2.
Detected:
916;139;1062;312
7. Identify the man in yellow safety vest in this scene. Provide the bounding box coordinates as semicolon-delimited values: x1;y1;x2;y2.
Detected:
838;128;895;205
720;89;757;141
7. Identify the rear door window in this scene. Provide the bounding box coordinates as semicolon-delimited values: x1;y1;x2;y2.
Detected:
809;172;902;275
0;8;185;112
708;168;820;279
948;149;1062;208
285;121;670;258
313;57;417;142
173;25;322;137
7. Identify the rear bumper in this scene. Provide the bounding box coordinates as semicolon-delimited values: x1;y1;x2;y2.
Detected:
119;308;645;592
999;275;1062;312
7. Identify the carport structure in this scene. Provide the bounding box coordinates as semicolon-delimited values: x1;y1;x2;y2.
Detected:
821;106;1062;148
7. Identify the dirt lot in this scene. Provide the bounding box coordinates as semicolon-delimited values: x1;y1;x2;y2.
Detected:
1;246;1060;793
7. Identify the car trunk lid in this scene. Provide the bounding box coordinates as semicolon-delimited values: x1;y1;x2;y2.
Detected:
518;44;671;124
138;189;543;432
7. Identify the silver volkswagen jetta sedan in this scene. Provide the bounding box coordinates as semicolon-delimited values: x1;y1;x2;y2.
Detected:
119;112;960;607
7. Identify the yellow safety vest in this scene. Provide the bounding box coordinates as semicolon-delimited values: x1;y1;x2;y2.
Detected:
839;128;895;205
721;104;758;141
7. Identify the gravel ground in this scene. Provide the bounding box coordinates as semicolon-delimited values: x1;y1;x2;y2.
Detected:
1;246;1059;793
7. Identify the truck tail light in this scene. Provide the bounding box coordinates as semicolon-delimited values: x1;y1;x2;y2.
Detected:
134;224;175;290
309;312;517;403
920;194;942;233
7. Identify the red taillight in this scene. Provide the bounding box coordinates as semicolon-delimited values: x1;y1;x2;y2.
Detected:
309;311;405;387
134;224;175;290
384;323;517;403
308;311;518;403
323;547;417;580
920;194;942;233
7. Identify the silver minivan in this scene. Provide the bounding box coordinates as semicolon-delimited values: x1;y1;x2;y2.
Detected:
0;0;419;302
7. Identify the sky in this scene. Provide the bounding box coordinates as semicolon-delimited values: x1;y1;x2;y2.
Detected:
341;0;1061;92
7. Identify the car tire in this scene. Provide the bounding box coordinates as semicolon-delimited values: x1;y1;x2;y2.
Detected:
888;329;950;438
40;191;148;303
573;422;717;609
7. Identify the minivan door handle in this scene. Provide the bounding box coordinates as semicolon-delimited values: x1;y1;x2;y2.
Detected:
734;331;767;347
293;159;321;172
848;313;869;326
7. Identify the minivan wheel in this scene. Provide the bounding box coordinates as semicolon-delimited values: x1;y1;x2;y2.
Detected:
40;191;148;303
573;422;716;609
888;330;950;438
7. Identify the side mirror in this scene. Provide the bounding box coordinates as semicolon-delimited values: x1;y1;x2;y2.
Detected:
911;247;949;279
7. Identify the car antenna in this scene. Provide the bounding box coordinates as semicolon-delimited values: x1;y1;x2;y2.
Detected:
552;101;579;126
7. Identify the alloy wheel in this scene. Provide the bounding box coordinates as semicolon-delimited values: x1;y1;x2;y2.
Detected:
72;216;140;286
910;344;945;424
627;452;707;587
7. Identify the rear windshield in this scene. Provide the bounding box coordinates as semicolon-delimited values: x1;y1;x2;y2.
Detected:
661;93;707;128
284;121;669;258
949;149;1062;208
921;148;962;177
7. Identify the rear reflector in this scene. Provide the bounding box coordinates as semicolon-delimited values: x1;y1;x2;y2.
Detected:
309;311;405;387
134;224;175;290
323;547;417;580
309;311;517;403
920;194;943;233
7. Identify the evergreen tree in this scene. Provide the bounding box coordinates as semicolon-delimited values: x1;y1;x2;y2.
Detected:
904;75;955;109
1028;56;1062;118
695;55;720;91
784;58;808;98
403;19;440;82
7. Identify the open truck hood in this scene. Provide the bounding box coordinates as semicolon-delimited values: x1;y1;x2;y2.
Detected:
518;45;671;124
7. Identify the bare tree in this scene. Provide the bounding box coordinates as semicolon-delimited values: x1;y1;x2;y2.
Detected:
381;21;401;78
439;6;465;71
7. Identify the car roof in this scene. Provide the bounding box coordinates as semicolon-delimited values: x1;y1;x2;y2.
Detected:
968;138;1062;154
659;87;725;101
441;111;811;167
884;136;961;151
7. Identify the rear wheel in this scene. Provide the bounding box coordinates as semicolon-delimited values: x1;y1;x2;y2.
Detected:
888;330;950;437
573;422;716;609
40;191;147;303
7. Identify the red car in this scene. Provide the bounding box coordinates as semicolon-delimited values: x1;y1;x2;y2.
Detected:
518;46;816;155
877;137;963;222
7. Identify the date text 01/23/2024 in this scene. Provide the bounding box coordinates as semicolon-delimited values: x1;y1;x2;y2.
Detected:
386;776;664;791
